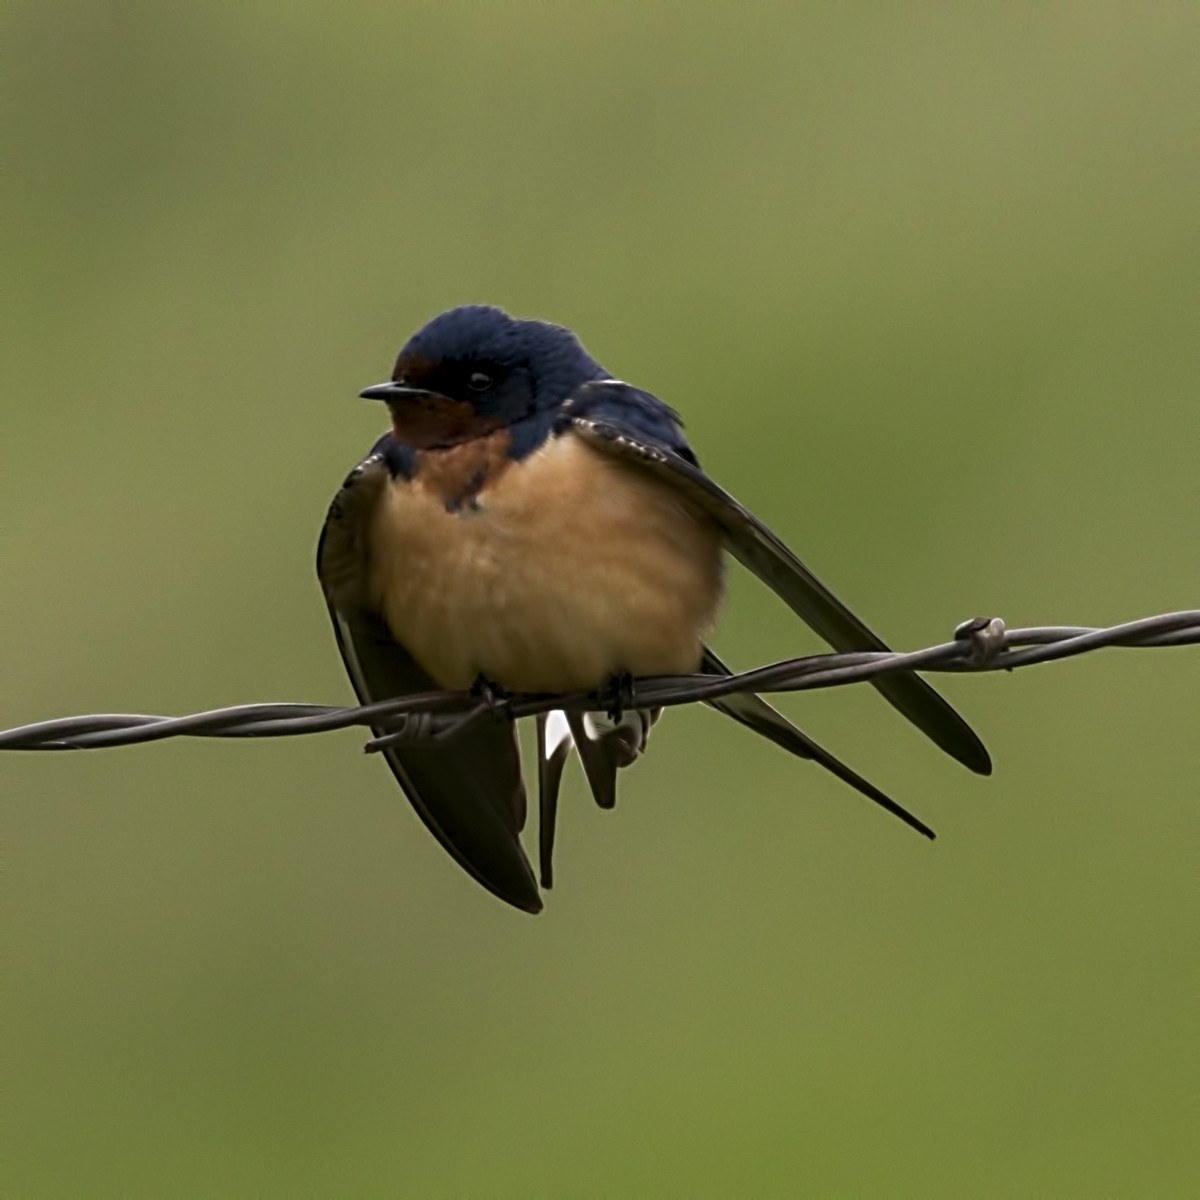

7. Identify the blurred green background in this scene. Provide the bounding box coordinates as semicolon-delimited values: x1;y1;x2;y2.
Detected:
4;5;1196;1197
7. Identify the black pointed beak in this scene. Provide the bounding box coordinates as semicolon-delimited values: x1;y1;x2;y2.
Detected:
360;382;458;407
359;381;411;401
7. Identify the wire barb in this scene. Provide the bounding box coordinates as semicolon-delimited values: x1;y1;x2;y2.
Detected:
2;611;1195;752
954;616;1008;667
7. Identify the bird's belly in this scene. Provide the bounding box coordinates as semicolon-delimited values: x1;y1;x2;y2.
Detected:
367;434;725;692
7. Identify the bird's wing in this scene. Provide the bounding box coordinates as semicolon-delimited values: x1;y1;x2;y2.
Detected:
699;647;934;839
559;380;990;776
317;451;541;913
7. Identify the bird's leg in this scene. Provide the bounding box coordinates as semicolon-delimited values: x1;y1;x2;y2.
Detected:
598;671;637;722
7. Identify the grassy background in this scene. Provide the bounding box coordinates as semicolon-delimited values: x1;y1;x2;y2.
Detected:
4;5;1196;1196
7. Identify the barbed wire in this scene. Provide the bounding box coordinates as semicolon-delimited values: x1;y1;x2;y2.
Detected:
2;611;1195;753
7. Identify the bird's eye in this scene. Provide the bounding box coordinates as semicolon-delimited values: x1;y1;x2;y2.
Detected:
468;371;492;391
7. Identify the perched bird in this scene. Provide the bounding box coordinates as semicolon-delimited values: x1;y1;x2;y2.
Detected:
317;305;989;913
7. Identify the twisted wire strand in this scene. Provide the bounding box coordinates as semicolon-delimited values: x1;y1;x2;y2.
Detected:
2;611;1195;753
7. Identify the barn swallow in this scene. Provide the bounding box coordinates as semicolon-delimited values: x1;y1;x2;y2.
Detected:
317;305;990;913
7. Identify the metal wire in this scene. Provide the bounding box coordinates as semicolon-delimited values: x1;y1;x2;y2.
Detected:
2;611;1195;752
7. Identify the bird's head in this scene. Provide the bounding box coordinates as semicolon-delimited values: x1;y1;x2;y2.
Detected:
360;305;607;449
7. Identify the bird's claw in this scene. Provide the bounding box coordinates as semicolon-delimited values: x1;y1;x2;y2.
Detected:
599;671;637;722
470;675;513;718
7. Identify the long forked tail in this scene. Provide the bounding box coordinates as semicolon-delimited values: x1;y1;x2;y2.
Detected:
534;651;934;888
535;707;659;887
699;647;935;840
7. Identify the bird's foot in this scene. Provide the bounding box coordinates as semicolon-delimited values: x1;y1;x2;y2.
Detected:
598;671;637;722
470;674;513;718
